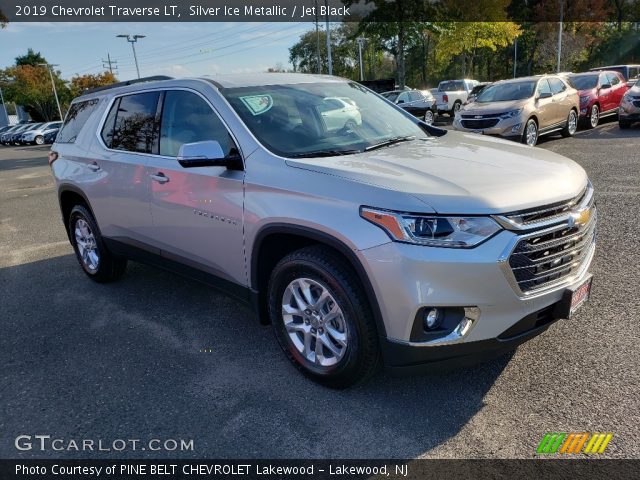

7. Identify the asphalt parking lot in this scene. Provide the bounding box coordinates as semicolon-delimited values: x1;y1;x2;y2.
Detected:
1;119;639;460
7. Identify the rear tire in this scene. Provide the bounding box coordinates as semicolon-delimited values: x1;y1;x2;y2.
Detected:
423;110;434;125
561;109;578;137
450;101;462;116
267;245;380;388
68;205;127;283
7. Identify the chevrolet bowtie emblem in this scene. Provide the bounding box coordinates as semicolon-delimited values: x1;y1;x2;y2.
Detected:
569;207;591;228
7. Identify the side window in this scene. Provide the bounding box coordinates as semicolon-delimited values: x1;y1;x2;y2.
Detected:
159;90;235;158
548;77;566;95
599;73;610;86
537;79;552;96
106;92;161;154
57;99;99;143
607;72;620;86
629;67;639;80
397;92;410;103
408;91;422;102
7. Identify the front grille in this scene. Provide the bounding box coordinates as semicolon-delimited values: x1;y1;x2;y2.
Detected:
461;119;499;129
633;100;640;108
461;113;499;119
502;188;588;227
507;207;596;293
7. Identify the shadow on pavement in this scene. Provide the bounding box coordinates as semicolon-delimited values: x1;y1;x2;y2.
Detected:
0;155;48;171
0;254;512;459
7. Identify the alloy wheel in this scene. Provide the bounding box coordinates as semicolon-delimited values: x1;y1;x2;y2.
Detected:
35;136;44;145
590;106;599;128
568;110;578;135
74;218;100;273
526;121;538;146
424;110;434;125
281;277;348;367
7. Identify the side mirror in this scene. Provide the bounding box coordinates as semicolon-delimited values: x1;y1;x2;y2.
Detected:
538;92;552;99
600;83;611;90
396;99;405;104
177;141;243;170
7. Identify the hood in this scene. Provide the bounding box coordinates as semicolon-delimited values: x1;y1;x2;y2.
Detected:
285;132;588;215
460;99;527;115
577;87;597;97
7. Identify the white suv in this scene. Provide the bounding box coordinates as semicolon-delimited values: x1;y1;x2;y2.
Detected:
50;74;596;387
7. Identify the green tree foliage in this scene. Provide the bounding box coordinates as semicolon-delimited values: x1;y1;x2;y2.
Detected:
0;51;71;121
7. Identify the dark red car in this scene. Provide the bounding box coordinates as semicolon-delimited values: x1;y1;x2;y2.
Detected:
567;71;628;128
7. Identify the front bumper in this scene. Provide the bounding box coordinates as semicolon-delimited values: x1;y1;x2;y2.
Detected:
453;116;525;139
359;225;595;370
619;101;640;120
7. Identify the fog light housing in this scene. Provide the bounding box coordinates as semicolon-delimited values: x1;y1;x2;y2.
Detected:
424;308;441;330
511;124;521;133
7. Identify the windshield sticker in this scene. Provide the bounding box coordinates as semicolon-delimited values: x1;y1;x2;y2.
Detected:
240;95;273;116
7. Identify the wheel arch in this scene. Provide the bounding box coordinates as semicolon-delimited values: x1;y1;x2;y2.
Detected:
58;185;96;238
250;223;387;338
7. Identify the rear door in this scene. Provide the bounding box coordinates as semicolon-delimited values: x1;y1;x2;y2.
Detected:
548;77;570;124
535;79;555;129
144;88;246;287
606;72;626;110
83;91;159;244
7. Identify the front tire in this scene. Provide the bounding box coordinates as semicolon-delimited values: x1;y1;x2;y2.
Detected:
588;105;599;129
619;119;631;129
268;245;380;388
450;101;462;116
562;109;578;137
521;118;538;146
68;205;127;282
35;135;44;145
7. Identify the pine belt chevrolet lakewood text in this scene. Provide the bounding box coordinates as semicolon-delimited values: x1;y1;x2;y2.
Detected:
50;74;596;388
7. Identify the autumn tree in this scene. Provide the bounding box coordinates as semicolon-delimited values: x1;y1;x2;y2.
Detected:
0;51;71;121
70;71;118;98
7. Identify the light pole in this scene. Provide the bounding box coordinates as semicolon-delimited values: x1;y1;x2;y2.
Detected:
557;0;564;73
357;37;365;81
513;37;518;78
38;63;63;121
117;34;145;79
314;0;321;74
325;0;332;75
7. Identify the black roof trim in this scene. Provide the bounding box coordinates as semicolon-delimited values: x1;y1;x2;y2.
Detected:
85;76;174;95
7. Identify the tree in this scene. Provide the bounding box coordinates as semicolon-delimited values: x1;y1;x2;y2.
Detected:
70;71;117;98
0;8;7;28
15;49;47;67
435;22;522;77
289;23;360;78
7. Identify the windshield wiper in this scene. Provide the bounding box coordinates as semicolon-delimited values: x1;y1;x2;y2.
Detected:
289;149;362;158
365;135;416;152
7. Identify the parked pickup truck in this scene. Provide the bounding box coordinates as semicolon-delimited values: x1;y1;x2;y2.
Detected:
434;79;480;116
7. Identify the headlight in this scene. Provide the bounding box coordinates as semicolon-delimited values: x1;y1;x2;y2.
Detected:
499;109;522;119
622;93;632;103
580;95;591;105
360;207;501;248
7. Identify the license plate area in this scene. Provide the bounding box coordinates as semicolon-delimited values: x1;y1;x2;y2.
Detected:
555;276;593;319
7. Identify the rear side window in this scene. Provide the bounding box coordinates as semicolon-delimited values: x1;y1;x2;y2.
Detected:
159;90;235;157
57;99;99;143
101;92;161;154
408;91;422;101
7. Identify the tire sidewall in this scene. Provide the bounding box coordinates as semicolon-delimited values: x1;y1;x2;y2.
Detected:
268;258;364;384
69;205;106;277
590;105;599;128
523;119;538;146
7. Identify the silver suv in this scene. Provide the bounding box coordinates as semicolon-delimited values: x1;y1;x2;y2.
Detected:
50;74;596;388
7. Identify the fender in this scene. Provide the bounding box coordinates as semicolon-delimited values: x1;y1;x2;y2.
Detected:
251;223;387;338
57;183;97;237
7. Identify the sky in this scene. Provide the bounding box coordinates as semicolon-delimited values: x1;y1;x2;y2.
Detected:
0;22;316;80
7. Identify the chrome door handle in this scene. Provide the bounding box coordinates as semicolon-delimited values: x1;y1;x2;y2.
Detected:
87;162;101;172
150;173;170;184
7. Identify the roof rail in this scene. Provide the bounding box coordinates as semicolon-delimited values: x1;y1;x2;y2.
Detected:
85;76;174;95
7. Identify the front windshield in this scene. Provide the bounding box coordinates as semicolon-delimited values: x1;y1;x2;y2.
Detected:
476;81;536;102
569;75;598;90
222;82;429;158
383;92;400;102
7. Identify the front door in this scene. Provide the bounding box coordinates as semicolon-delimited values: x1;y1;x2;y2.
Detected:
144;89;246;288
535;79;555;129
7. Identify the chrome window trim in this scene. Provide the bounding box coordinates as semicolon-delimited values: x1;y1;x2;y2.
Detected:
94;85;246;166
